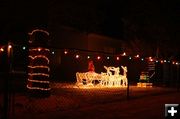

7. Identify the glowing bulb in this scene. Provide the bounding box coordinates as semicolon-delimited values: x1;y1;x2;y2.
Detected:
22;46;26;50
0;48;4;52
97;56;101;60
122;52;126;56
164;60;166;63
64;50;68;54
8;45;12;49
76;54;79;59
116;56;120;60
161;60;164;63
172;61;175;64
156;60;158;63
150;59;153;62
38;48;41;51
107;56;110;60
129;56;132;60
52;51;55;54
176;62;179;65
141;58;144;61
135;54;139;58
87;56;90;59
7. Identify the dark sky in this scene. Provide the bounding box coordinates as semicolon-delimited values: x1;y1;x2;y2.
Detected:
0;0;180;44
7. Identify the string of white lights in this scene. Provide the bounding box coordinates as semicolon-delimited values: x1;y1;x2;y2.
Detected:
29;55;50;64
27;85;51;91
28;79;50;83
28;66;50;72
29;48;50;52
28;73;50;77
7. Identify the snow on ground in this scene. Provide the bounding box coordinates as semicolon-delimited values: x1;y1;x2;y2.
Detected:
10;83;180;119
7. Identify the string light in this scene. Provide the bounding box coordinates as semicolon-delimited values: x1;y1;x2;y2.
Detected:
107;56;110;60
29;55;50;64
64;50;68;54
141;58;144;61
97;56;101;60
135;54;139;58
22;46;26;50
116;56;120;60
27;85;51;91
161;60;164;64
28;65;50;72
38;48;41;51
164;60;167;63
28;79;50;83
87;56;90;59
122;52;126;56
0;48;3;52
52;51;55;54
129;56;132;60
28;29;49;36
8;45;12;49
28;73;50;77
28;47;50;92
29;48;50;52
75;54;79;59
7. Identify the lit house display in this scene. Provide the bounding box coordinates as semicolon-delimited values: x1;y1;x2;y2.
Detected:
76;66;128;88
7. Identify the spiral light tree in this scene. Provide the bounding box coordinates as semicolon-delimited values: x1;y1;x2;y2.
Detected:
27;29;50;97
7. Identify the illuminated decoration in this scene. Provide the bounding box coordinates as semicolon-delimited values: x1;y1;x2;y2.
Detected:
122;52;126;56
137;72;152;87
97;56;101;60
107;56;110;60
75;54;80;59
161;60;164;63
64;50;68;54
129;56;132;60
76;66;128;88
29;55;50;64
135;54;139;58
27;29;51;94
87;56;90;59
22;46;26;50
27;47;51;91
51;51;55;54
164;60;166;63
8;45;12;49
116;56;120;60
141;58;144;61
0;48;4;52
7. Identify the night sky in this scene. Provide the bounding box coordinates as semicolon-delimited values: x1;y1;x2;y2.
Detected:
0;0;180;55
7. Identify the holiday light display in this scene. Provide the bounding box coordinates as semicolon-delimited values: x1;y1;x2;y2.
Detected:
27;29;51;95
76;66;128;88
27;47;51;91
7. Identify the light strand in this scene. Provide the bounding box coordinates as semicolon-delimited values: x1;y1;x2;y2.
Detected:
28;65;50;72
28;73;50;77
28;79;50;83
27;85;51;91
29;55;50;64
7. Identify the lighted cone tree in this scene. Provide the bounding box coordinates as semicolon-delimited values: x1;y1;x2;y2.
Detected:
27;29;50;97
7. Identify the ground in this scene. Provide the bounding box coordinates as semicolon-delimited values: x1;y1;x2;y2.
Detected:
2;83;180;119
